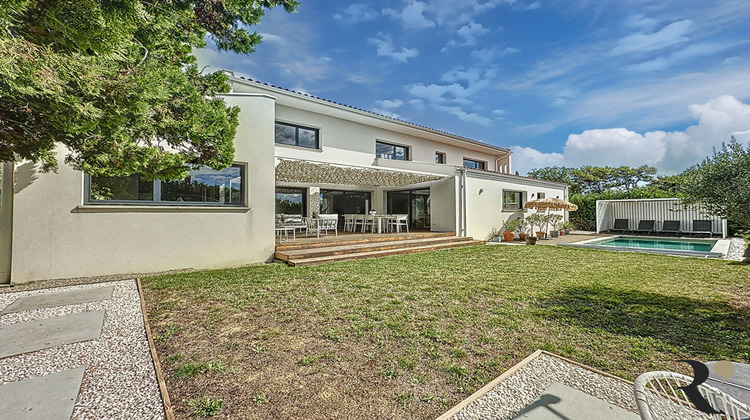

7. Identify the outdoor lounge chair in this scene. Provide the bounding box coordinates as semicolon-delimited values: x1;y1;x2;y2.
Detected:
693;219;713;237
634;370;750;420
633;220;655;235
610;219;629;233
661;220;680;236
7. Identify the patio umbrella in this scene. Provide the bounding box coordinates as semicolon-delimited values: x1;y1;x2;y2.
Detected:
523;197;578;237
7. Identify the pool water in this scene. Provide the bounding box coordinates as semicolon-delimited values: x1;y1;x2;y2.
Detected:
597;237;716;252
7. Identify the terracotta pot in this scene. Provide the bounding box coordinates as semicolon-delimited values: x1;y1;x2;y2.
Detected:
519;233;528;240
502;230;515;241
536;231;546;239
525;236;537;245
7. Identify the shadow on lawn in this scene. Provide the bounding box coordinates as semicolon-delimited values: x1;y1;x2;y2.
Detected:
534;285;750;361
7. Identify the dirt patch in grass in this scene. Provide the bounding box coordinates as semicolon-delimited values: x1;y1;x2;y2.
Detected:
143;245;750;419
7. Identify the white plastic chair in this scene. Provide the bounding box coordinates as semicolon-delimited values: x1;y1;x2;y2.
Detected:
362;214;377;233
352;214;365;232
315;214;338;238
389;214;409;233
634;371;750;420
343;214;355;232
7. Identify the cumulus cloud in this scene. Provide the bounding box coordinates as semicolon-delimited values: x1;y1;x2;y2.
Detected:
334;4;379;23
470;46;519;62
368;34;419;62
511;95;750;175
382;1;435;29
445;22;490;49
371;99;405;118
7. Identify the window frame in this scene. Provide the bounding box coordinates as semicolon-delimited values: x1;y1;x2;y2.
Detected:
502;190;524;211
463;158;487;170
274;121;321;150
84;163;247;207
375;140;410;161
435;152;446;164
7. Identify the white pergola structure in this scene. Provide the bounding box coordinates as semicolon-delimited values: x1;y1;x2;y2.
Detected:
596;198;727;238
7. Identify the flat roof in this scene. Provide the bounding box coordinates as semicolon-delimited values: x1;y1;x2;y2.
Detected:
227;75;511;156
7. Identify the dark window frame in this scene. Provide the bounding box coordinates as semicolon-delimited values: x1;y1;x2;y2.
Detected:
463;158;486;170
503;190;523;211
376;140;410;161
84;164;246;206
275;121;320;149
435;152;446;164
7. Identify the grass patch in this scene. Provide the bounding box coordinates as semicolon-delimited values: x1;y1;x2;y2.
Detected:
143;245;750;419
187;396;223;417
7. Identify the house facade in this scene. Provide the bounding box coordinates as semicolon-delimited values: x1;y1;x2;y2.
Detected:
0;76;567;284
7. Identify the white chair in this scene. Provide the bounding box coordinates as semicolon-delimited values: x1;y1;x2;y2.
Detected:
362;214;377;233
389;214;409;233
634;371;750;420
343;214;355;232
315;214;338;238
352;214;365;233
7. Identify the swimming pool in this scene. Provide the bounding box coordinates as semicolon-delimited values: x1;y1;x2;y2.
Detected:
560;236;728;258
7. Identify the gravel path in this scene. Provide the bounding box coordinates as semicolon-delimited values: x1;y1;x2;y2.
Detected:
0;280;165;419
726;237;747;261
450;352;638;420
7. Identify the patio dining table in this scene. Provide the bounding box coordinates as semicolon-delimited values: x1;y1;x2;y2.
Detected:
372;214;397;233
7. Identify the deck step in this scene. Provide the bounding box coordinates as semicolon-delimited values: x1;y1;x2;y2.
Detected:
283;238;486;267
275;232;456;251
275;236;477;261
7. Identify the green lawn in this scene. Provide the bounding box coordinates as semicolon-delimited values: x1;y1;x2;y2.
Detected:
142;245;750;419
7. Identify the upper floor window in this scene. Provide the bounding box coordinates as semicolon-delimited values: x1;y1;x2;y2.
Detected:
275;122;319;149
463;158;486;170
435;152;446;164
376;141;409;161
86;164;245;206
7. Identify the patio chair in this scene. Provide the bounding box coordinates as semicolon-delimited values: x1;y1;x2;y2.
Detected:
343;214;355;232
388;214;409;233
362;214;378;233
634;220;655;235
610;218;629;233
352;214;365;232
661;220;681;236
313;214;338;238
693;220;713;237
634;370;750;420
280;214;307;236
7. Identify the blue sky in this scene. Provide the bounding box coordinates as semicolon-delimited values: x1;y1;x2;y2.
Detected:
194;0;750;175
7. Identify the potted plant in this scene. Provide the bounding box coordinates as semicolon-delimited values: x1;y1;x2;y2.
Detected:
525;213;548;244
560;221;574;235
517;219;529;241
548;214;563;238
502;218;524;242
487;228;502;243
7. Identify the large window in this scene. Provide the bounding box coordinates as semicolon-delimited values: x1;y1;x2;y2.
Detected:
376;141;409;160
87;164;245;205
275;122;319;149
463;158;486;170
503;190;523;211
275;187;306;215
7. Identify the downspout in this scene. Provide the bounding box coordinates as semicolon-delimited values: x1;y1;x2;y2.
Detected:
1;161;14;285
458;168;467;237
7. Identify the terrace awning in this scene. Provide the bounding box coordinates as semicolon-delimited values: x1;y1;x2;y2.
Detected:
275;159;447;187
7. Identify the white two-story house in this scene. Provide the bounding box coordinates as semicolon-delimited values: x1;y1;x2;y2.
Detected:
0;76;567;284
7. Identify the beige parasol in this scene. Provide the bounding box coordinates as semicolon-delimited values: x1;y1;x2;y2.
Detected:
523;197;578;236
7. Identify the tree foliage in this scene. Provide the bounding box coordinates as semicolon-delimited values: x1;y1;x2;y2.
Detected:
681;138;750;231
0;0;298;179
528;164;658;195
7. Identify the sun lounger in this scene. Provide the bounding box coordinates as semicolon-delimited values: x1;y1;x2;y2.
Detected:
610;219;629;233
692;219;713;237
661;220;680;236
633;220;655;235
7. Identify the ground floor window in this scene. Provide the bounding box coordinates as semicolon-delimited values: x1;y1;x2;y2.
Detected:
320;190;372;227
276;187;306;215
463;159;486;170
503;190;523;210
387;188;430;229
86;164;244;205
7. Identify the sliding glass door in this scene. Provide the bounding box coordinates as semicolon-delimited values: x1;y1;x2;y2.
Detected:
387;189;430;229
320;190;372;227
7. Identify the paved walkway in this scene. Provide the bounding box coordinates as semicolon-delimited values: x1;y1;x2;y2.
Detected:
0;280;165;419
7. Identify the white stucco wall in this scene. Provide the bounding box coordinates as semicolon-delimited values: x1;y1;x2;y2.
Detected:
8;94;276;284
463;172;568;240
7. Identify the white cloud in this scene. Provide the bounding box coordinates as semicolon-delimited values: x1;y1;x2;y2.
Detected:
334;4;379;23
611;19;693;56
511;95;750;175
368;34;419;62
436;106;493;126
382;1;435;29
454;22;490;46
470;46;519;61
372;99;405;118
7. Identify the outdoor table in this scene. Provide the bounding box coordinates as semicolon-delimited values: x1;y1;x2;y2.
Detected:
373;214;396;233
275;226;295;243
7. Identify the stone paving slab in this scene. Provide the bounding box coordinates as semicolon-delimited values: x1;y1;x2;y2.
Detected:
0;367;85;420
512;382;639;420
0;310;105;359
1;286;113;314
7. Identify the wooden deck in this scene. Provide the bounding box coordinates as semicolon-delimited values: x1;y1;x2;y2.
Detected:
275;231;484;266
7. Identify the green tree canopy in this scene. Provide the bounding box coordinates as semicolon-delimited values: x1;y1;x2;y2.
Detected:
681;138;750;231
0;0;297;180
527;164;658;195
